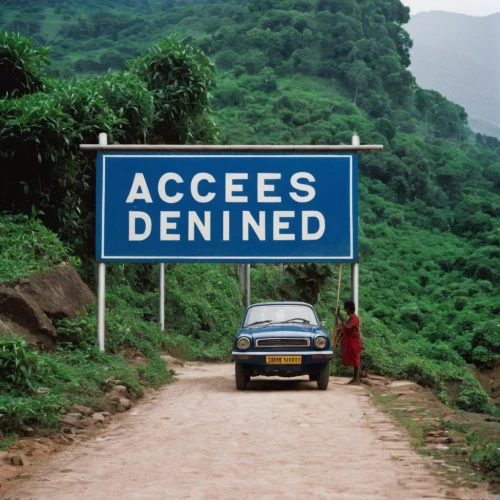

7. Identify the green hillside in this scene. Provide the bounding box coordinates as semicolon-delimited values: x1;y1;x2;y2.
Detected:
1;0;500;449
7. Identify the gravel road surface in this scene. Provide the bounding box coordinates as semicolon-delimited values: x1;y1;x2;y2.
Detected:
4;363;494;500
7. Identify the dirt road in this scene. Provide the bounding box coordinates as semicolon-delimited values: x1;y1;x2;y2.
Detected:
3;363;494;499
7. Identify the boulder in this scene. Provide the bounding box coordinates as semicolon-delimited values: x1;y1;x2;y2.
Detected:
0;286;56;349
16;263;95;320
117;398;132;412
69;405;92;416
91;413;106;424
59;415;85;429
10;455;24;466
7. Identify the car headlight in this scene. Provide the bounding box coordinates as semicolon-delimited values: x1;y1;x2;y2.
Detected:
237;336;251;350
314;336;328;350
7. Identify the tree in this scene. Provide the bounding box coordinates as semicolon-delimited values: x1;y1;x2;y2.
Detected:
131;36;218;144
0;30;50;98
0;33;218;256
344;60;373;105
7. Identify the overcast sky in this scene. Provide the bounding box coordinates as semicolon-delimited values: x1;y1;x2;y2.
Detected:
401;0;500;17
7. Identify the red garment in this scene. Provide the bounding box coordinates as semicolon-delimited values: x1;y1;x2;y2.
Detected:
341;313;363;367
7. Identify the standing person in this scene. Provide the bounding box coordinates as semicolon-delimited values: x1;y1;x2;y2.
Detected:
336;300;363;385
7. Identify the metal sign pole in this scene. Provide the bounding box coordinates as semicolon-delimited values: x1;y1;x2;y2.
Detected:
351;134;360;315
159;263;165;330
97;132;107;352
245;263;251;308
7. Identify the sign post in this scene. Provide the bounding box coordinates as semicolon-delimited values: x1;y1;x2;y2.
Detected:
82;142;383;351
97;133;107;352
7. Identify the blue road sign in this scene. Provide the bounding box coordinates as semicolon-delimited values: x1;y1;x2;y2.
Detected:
96;152;358;263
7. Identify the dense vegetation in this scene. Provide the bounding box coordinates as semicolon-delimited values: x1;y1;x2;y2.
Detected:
1;0;500;471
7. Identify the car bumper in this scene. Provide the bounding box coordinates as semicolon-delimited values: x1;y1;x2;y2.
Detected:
232;351;333;363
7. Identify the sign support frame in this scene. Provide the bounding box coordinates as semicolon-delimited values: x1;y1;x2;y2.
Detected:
85;138;382;352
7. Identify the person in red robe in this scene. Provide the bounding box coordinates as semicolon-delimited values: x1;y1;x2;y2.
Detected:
336;300;363;385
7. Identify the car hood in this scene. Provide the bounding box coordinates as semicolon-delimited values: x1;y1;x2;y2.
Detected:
241;324;323;339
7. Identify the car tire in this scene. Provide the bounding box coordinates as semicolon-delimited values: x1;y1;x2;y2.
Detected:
235;363;249;390
317;361;330;390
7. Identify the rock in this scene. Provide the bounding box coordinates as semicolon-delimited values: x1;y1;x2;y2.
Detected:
66;413;83;420
425;437;453;444
426;444;450;451
59;415;85;429
11;455;24;466
21;426;35;437
69;405;92;416
80;417;95;428
102;412;111;417
62;427;75;435
53;434;71;445
0;286;56;349
92;413;106;424
113;385;128;394
15;264;95;320
117;398;132;412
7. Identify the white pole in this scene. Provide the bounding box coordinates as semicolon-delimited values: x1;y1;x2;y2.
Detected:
97;133;108;352
351;134;360;316
351;263;359;316
98;262;105;352
159;263;165;330
245;263;251;308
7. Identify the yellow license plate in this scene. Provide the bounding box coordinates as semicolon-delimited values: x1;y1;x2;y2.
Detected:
266;356;302;365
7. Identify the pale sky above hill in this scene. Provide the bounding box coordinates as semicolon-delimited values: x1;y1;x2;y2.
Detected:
401;0;500;16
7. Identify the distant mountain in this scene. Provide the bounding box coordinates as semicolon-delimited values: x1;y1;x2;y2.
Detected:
407;11;500;139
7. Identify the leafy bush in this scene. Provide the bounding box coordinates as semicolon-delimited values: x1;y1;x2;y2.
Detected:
471;321;500;367
0;30;50;97
456;387;490;413
0;215;69;283
0;336;50;394
469;437;500;474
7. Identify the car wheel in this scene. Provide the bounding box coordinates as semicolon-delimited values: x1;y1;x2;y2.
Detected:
235;363;249;390
317;361;330;390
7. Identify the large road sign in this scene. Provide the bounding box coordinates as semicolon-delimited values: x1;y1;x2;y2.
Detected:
96;152;358;263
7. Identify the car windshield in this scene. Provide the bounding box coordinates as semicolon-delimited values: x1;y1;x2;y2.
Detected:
244;304;318;327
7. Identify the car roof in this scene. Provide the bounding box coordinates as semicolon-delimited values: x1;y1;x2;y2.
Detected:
248;302;313;307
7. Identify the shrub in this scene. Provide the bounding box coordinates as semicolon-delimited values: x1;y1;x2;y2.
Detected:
456;387;489;413
0;336;50;394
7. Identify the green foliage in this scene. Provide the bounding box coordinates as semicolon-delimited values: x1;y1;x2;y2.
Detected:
0;31;50;98
162;264;242;349
0;336;49;393
455;387;490;413
0;214;69;283
468;434;500;474
0;32;218;256
471;321;500;368
0;394;61;432
130;36;218;144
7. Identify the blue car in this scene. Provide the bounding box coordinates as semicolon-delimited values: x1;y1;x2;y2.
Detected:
231;302;333;390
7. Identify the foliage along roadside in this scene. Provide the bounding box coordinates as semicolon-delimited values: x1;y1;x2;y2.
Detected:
0;31;218;260
0;215;245;437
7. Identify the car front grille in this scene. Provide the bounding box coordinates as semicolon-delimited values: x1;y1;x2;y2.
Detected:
256;338;310;348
